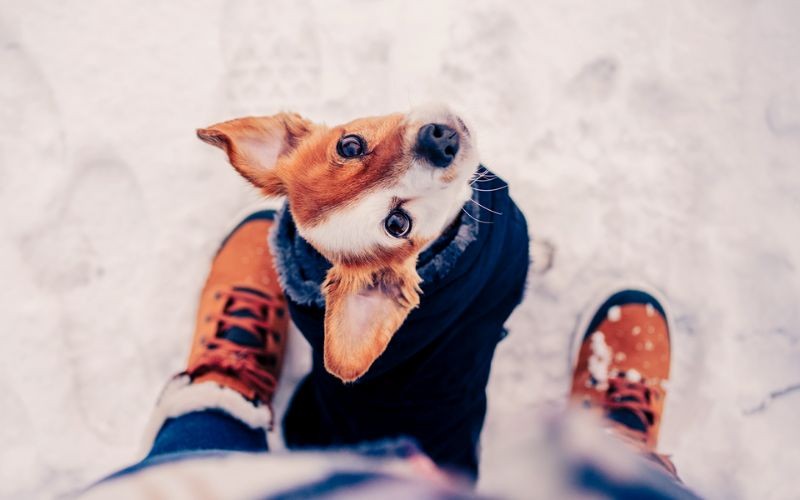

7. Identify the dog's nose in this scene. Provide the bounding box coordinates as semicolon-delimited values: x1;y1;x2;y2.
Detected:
415;123;459;168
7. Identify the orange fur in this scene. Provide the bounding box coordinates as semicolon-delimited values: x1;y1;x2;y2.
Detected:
322;262;421;382
197;113;313;197
285;114;408;227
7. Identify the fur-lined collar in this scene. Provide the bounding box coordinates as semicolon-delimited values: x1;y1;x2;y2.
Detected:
268;183;482;308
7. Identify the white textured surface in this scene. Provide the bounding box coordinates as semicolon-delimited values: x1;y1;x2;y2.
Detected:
1;1;799;498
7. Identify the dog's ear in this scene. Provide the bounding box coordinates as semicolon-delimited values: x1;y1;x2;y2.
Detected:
197;113;313;196
322;262;421;382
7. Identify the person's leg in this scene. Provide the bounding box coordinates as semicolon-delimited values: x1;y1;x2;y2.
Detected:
569;289;681;478
132;210;290;469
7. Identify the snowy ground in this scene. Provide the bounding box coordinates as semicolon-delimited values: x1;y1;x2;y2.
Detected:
2;1;799;498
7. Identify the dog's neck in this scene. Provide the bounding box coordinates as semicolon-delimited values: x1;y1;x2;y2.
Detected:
420;179;474;253
269;196;482;309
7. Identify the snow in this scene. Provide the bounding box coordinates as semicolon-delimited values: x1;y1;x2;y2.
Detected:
588;331;613;389
607;305;622;322
2;0;800;498
626;369;643;384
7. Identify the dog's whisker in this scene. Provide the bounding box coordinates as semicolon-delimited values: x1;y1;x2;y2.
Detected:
471;185;508;192
461;206;493;224
469;169;492;185
473;170;494;177
470;175;497;185
470;198;503;215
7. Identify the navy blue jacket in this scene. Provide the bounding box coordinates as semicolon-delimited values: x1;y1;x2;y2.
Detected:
272;168;530;478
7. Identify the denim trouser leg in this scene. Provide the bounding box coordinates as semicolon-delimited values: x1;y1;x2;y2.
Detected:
147;409;268;458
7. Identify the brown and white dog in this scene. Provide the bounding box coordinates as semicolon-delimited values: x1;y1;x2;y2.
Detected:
198;106;482;382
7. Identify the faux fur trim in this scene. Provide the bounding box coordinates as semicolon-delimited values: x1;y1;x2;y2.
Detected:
268;186;483;307
268;203;330;307
140;375;272;453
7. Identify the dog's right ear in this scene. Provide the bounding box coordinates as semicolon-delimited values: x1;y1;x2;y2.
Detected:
322;262;422;383
197;113;313;196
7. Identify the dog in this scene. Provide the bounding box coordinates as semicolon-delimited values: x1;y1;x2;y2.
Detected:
198;105;530;475
198;106;484;381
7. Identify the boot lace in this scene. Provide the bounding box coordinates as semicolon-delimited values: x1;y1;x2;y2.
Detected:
187;286;284;405
603;376;679;477
603;376;656;435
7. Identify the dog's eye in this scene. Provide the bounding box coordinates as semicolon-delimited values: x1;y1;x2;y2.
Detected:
384;209;412;238
337;135;367;158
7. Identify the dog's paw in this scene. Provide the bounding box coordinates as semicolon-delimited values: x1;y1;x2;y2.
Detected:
530;238;555;275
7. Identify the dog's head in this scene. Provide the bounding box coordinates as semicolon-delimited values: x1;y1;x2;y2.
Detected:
198;105;479;381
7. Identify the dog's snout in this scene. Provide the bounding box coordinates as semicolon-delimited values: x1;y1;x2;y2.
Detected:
415;123;459;168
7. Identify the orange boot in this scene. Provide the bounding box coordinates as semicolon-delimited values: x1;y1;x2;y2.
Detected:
569;289;678;476
145;210;289;441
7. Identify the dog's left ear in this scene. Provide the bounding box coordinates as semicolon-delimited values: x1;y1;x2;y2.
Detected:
322;262;421;383
197;113;313;196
